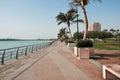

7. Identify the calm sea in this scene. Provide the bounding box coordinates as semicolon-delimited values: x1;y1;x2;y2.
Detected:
0;40;51;50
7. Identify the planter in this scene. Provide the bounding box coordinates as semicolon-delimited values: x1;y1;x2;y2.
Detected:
74;46;78;57
74;47;94;59
68;43;76;47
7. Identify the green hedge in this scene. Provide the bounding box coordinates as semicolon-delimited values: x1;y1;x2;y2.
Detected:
76;40;93;47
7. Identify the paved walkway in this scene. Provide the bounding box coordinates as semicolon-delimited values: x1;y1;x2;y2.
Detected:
0;41;104;80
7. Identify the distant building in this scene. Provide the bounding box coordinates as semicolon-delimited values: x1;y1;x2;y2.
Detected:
89;22;101;32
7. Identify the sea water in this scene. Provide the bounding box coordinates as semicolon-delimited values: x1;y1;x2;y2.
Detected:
0;40;52;63
0;40;51;50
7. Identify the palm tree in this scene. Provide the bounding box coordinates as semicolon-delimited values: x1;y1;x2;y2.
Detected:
56;9;77;40
70;0;101;40
110;28;115;35
58;28;66;39
116;29;120;34
103;29;108;32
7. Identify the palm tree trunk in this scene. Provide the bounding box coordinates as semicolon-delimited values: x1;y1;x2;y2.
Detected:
68;25;72;40
67;21;72;40
81;2;88;40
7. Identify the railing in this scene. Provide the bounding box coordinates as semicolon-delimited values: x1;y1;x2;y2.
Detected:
0;42;51;65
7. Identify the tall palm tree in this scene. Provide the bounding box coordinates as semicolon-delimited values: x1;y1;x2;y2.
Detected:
70;0;101;40
56;9;77;40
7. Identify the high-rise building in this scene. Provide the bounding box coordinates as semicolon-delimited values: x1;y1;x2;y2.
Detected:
89;22;101;32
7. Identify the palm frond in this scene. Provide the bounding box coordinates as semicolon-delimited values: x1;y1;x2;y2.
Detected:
73;19;84;23
70;14;79;21
69;0;101;7
67;8;77;14
56;12;67;22
58;21;63;25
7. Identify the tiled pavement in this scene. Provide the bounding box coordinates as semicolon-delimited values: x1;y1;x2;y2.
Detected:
0;41;105;80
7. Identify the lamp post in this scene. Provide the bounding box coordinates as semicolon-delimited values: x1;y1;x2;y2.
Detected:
76;7;80;41
76;7;79;33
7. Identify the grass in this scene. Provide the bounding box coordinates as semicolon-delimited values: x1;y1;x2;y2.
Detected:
93;40;120;50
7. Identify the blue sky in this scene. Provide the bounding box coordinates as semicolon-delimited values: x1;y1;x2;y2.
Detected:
0;0;120;39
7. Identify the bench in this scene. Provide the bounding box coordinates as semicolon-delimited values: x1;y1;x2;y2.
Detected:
103;64;120;80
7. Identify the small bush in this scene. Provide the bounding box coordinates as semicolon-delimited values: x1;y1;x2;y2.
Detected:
76;40;93;47
68;40;74;43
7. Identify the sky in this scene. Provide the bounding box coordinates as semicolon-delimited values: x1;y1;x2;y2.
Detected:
0;0;120;39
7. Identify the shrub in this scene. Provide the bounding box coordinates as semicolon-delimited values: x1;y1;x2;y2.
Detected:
68;40;74;43
76;40;93;47
73;32;83;41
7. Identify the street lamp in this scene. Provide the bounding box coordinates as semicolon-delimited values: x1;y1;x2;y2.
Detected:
76;7;79;33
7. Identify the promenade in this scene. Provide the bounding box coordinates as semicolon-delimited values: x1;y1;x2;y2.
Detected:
0;41;104;80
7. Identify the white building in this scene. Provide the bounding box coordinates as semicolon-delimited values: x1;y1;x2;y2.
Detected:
89;22;101;32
